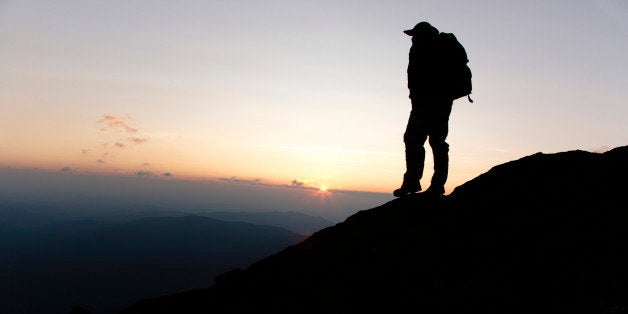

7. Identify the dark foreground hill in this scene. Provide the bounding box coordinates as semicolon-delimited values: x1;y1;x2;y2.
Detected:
121;146;628;314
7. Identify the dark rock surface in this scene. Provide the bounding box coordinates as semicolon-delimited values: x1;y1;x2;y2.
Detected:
120;146;628;314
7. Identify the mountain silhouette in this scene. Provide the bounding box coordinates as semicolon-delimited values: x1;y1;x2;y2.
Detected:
1;215;305;314
195;211;333;235
120;146;628;314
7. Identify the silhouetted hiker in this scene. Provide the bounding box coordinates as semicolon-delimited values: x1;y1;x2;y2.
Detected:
394;21;472;197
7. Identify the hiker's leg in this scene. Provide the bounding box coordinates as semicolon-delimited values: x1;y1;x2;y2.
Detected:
403;109;427;188
428;100;453;192
429;135;448;189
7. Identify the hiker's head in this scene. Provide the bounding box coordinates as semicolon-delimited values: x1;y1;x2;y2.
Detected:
404;22;439;41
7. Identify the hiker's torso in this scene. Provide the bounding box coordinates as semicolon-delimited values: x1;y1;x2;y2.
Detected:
407;36;448;99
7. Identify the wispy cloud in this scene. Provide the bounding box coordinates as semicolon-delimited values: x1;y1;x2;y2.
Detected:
142;162;151;167
129;137;149;144
60;166;71;172
136;171;154;177
99;115;138;134
96;159;106;164
162;172;173;177
219;176;264;185
86;114;150;165
214;176;334;195
285;179;329;192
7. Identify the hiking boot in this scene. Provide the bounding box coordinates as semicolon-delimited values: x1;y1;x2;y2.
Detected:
423;185;445;196
393;183;422;197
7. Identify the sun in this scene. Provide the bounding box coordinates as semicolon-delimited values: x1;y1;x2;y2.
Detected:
319;185;329;193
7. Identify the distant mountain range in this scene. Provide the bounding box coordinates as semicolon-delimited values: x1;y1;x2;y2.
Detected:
0;202;333;235
0;214;310;314
120;146;628;314
196;211;332;235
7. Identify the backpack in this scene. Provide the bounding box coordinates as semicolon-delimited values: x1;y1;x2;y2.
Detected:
439;33;473;102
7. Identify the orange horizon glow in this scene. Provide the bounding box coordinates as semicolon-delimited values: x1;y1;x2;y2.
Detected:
0;157;481;196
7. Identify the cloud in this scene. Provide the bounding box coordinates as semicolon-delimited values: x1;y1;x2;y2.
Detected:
217;177;323;191
162;172;173;177
219;176;263;185
99;115;138;134
129;137;149;144
87;115;151;165
136;171;154;177
142;162;151;167
60;167;71;172
96;159;106;164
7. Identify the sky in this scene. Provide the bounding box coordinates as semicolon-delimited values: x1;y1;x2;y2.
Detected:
1;0;627;196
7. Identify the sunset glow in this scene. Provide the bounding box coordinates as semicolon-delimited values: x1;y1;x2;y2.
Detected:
1;1;626;195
